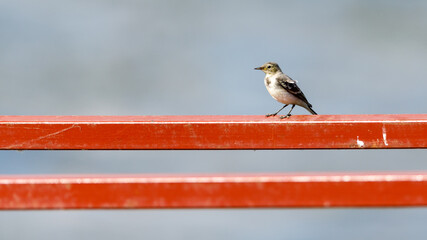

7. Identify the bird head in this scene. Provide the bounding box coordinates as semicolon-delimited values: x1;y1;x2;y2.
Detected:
254;62;282;74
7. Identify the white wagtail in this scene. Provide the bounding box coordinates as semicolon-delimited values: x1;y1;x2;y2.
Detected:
255;62;317;118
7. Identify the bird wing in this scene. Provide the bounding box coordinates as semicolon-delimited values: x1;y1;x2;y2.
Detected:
277;74;312;107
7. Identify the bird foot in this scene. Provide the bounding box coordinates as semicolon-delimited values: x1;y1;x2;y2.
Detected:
280;114;292;119
265;113;277;117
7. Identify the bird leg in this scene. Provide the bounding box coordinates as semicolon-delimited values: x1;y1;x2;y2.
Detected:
266;104;288;117
280;105;295;119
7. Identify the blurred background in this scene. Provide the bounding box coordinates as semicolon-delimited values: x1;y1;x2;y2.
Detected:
1;0;427;239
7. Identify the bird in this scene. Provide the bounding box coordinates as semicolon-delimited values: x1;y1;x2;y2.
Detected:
254;62;317;119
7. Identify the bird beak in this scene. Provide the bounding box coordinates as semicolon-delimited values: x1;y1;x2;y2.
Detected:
254;67;263;70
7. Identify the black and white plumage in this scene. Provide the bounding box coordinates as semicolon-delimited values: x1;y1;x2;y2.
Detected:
255;62;317;118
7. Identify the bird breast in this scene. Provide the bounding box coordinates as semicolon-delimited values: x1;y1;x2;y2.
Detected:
264;75;305;106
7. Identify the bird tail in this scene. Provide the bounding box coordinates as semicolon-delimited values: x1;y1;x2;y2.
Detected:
306;105;317;115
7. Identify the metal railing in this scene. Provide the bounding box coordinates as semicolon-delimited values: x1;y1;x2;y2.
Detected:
1;114;426;209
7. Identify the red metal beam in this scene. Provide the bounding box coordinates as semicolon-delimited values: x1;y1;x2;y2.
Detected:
0;115;425;150
1;173;427;209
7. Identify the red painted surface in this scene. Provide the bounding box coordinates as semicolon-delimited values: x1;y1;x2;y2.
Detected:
1;173;426;209
0;114;426;150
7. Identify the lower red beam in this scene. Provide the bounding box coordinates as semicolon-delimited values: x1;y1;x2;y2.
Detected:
1;173;427;209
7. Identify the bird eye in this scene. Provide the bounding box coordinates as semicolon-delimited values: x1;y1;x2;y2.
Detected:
267;65;271;69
